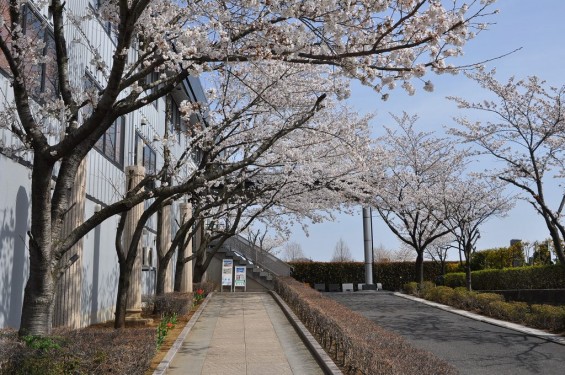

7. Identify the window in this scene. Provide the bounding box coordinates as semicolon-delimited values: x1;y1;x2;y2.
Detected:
85;73;125;167
89;0;117;42
167;96;183;142
4;5;60;99
135;132;157;175
146;71;160;109
94;116;125;167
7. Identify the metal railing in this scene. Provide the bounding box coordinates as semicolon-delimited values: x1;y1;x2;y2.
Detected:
221;235;292;277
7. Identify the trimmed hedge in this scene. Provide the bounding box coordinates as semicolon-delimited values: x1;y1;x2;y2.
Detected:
404;284;565;332
444;264;565;290
0;327;156;374
275;277;457;374
290;261;447;291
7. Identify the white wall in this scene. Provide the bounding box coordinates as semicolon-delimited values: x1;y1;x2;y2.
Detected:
0;155;31;328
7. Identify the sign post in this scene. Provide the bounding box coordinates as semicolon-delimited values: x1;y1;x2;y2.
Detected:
221;259;233;292
234;266;247;292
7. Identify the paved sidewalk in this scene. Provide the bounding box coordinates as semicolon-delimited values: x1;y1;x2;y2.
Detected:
166;292;325;375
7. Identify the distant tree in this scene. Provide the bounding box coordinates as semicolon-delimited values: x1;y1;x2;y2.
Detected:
331;238;354;262
425;235;456;276
282;242;306;262
442;177;514;290
470;243;525;271
373;113;464;284
532;241;553;265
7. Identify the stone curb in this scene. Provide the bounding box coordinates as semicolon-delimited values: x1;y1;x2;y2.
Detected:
394;292;565;346
269;291;342;375
152;292;214;375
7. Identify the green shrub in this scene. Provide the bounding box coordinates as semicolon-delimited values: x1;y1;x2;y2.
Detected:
403;282;419;295
473;292;504;310
443;264;565;290
444;272;466;288
526;304;565;332
423;286;455;305
414;285;564;333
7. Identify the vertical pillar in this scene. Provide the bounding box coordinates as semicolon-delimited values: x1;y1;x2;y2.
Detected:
179;203;193;292
362;206;377;290
124;165;145;316
161;204;173;293
54;158;87;328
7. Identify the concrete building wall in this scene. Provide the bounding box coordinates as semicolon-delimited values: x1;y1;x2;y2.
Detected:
0;155;31;329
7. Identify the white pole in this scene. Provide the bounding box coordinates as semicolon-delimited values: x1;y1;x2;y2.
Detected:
362;207;376;289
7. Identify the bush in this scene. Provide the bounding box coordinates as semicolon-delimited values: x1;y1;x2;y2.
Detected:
275;277;457;375
443;273;466;288
0;327;156;375
443;264;565;290
412;285;565;333
526;304;565;332
150;292;194;317
403;282;419;295
422;286;456;305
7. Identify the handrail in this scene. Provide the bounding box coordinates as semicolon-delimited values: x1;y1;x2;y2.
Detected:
217;235;292;277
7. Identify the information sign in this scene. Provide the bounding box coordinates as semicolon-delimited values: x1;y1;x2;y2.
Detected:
222;259;233;287
234;266;246;288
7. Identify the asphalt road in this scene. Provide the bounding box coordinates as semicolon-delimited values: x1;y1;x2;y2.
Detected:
328;292;565;375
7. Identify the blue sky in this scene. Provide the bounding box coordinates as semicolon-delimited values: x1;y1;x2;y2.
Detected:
289;0;565;261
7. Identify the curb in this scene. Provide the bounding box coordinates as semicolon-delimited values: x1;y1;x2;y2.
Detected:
269;291;342;375
152;292;214;375
394;292;565;346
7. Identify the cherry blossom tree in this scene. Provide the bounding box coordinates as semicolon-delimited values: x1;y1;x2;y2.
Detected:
372;113;467;284
0;0;497;336
450;70;565;267
424;234;456;276
442;177;513;290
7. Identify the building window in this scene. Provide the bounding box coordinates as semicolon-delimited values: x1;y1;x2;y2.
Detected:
19;5;59;99
89;0;117;42
135;132;157;177
167;96;183;142
94;116;125;167
146;71;160;109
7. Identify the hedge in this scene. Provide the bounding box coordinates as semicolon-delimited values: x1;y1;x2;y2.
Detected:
275;277;457;374
404;284;565;332
290;261;447;291
443;264;565;290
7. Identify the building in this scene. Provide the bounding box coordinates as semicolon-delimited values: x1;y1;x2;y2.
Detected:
0;0;205;329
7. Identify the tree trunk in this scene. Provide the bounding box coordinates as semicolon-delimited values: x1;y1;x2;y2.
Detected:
193;263;206;283
174;240;185;292
415;251;424;285
464;243;473;291
19;248;56;336
19;157;56;337
114;261;131;329
155;258;168;296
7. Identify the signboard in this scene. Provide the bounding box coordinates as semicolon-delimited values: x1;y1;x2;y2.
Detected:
222;259;233;287
234;266;246;289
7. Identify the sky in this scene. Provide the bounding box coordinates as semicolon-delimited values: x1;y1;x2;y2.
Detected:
288;0;565;262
